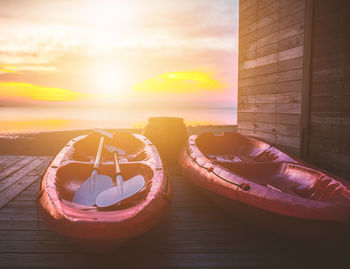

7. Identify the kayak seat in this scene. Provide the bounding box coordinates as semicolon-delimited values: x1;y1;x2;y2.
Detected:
308;176;350;202
69;132;146;162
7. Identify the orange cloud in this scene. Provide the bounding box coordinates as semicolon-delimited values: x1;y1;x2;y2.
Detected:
133;71;225;93
0;65;17;74
0;82;87;102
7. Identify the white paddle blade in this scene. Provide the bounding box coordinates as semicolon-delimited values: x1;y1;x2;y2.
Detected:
104;144;126;155
96;175;145;208
72;173;114;206
93;128;113;139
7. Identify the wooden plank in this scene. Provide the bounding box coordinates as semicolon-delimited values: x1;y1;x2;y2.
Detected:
240;56;303;80
239;92;301;105
239;68;302;88
279;33;304;53
313;7;348;40
307;150;350;180
278;69;303;82
0;228;266;242
0;156;11;165
240;32;304;62
310;122;350;138
238;121;300;137
239;73;277;88
240;46;303;70
0;239;284;254
238;112;300;125
308;131;350;155
313;0;349;17
311;95;350;113
276;102;301;114
239;83;277;96
239;0;257;13
0;221;45;231
0;156;26;172
280;21;304;41
312;66;349;84
280;0;306;17
313;35;347;58
240;0;305;48
0;156;37;181
238;127;300;149
239;102;301;114
0;175;40;208
0;252;292;268
279;46;304;62
280;8;305;29
278;80;303;93
0;157;47;193
257;0;278;19
239;1;257;24
279;57;303;71
241;0;304;34
27;157;52;176
312;53;349;72
258;22;304;49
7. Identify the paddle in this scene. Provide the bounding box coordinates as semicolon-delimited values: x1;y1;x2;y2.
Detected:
96;144;146;208
72;136;114;206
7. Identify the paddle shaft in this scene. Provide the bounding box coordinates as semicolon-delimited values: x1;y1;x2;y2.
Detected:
93;136;104;170
72;135;114;205
113;152;124;187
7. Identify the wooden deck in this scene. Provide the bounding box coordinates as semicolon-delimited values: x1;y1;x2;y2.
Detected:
0;155;349;268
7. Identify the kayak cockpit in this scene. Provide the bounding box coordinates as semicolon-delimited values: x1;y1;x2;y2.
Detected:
196;132;296;163
56;161;153;210
195;133;350;203
219;162;350;202
52;132;156;210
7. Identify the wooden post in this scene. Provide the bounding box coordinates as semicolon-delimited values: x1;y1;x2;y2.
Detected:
300;0;314;160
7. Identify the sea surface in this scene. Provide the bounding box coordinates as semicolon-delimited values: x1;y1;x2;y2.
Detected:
0;106;237;134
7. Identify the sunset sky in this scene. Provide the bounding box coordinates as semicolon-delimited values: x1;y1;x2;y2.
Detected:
0;0;238;107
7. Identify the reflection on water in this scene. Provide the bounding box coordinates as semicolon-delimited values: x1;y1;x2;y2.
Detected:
0;106;236;133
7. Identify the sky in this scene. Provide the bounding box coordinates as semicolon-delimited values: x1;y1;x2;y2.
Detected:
0;0;238;107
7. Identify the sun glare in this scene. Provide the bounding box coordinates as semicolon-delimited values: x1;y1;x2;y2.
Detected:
94;69;121;95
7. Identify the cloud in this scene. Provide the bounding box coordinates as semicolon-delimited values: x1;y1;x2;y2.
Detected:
0;82;88;102
0;65;17;74
133;71;225;93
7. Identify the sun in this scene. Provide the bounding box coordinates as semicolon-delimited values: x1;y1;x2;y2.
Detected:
91;63;127;96
94;69;120;95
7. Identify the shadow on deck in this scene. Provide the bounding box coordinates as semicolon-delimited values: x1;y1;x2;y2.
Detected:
0;155;349;268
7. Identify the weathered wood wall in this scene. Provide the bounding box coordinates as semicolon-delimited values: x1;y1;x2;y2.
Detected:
238;0;350;178
306;0;350;178
238;0;306;156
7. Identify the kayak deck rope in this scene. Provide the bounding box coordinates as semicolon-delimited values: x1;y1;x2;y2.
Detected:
187;148;250;192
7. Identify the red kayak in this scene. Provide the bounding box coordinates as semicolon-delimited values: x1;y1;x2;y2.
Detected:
179;132;350;240
37;132;171;251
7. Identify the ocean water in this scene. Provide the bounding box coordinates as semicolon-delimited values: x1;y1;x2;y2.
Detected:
0;106;237;134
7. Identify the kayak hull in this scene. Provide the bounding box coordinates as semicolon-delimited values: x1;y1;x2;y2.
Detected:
37;132;172;251
179;132;350;241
